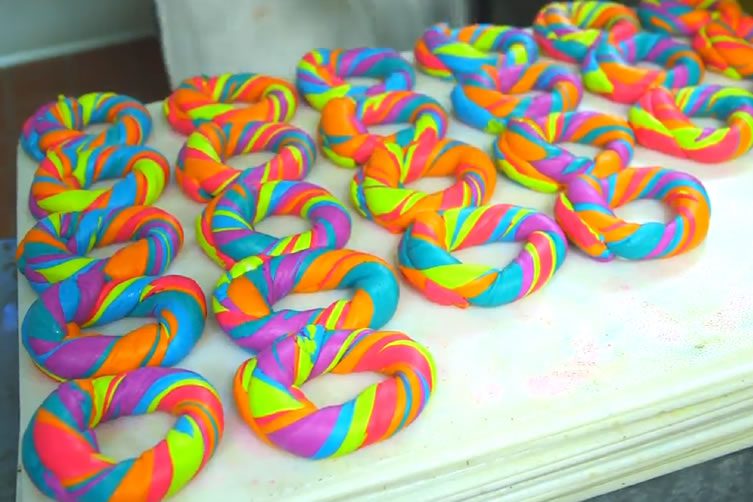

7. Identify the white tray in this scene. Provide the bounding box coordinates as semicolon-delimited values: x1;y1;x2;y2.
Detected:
16;63;753;501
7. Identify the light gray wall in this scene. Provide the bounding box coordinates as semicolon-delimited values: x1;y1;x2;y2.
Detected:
0;0;157;67
156;0;469;87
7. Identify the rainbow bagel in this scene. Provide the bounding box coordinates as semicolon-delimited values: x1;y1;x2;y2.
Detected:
451;61;583;134
318;91;448;168
16;206;183;293
554;167;711;261
22;367;224;501
414;23;539;80
494;111;636;193
638;0;738;36
198;180;351;270
693;5;753;79
533;1;641;63
351;138;497;233
164;73;298;134
20;92;152;161
233;325;435;459
213;249;399;353
582;31;704;104
629;85;753;163
296;48;415;110
22;270;206;380
399;204;567;308
176;120;316;202
29;145;169;219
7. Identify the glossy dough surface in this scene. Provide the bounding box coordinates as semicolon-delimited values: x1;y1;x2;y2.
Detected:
554;167;711;261
16;206;183;293
494;111;635;193
213;249;399;353
629;85;753;163
296;48;415;110
29;145;169;219
22;367;224;501
20;92;152;161
164;73;298;134
398;204;568;307
176;121;316;202
352;139;497;233
198;180;351;269
22;270;206;380
233;326;435;459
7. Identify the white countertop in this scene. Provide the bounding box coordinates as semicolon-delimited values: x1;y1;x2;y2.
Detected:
16;63;753;501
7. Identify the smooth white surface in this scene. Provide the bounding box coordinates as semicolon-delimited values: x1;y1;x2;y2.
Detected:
16;65;753;501
0;0;156;67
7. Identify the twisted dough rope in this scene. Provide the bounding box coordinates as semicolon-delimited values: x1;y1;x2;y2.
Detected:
414;23;539;79
20;92;152;162
213;249;399;353
296;47;415;110
318;91;448;168
233;325;435;459
693;2;753;79
29;145;169;219
554;167;711;261
351;138;497;233
164;73;298;135
22;270;206;381
176;120;316;202
638;0;739;36
494;111;636;193
533;1;641;63
197;180;351;270
22;367;224;501
398;204;568;308
451;61;583;134
629;85;753;163
16;206;183;294
582;31;704;104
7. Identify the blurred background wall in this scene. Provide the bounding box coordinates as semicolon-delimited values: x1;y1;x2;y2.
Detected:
0;0;157;67
154;0;468;86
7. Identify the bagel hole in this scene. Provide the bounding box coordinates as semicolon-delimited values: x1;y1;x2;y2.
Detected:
613;199;673;224
302;372;384;408
367;123;409;137
79;177;118;191
87;241;131;260
89;178;118;190
83;123;109;135
513;89;547;99
452;240;524;266
86;316;149;335
691;116;724;129
347;76;383;87
635;61;666;72
225;151;277;170
219;101;253;109
275;289;348;312
96;412;175;461
253;215;311;238
561;142;602;159
408;176;456;193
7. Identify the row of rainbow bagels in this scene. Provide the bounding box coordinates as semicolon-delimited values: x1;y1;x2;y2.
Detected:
19;1;740;494
14;3;732;493
17;92;226;500
15;21;448;502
